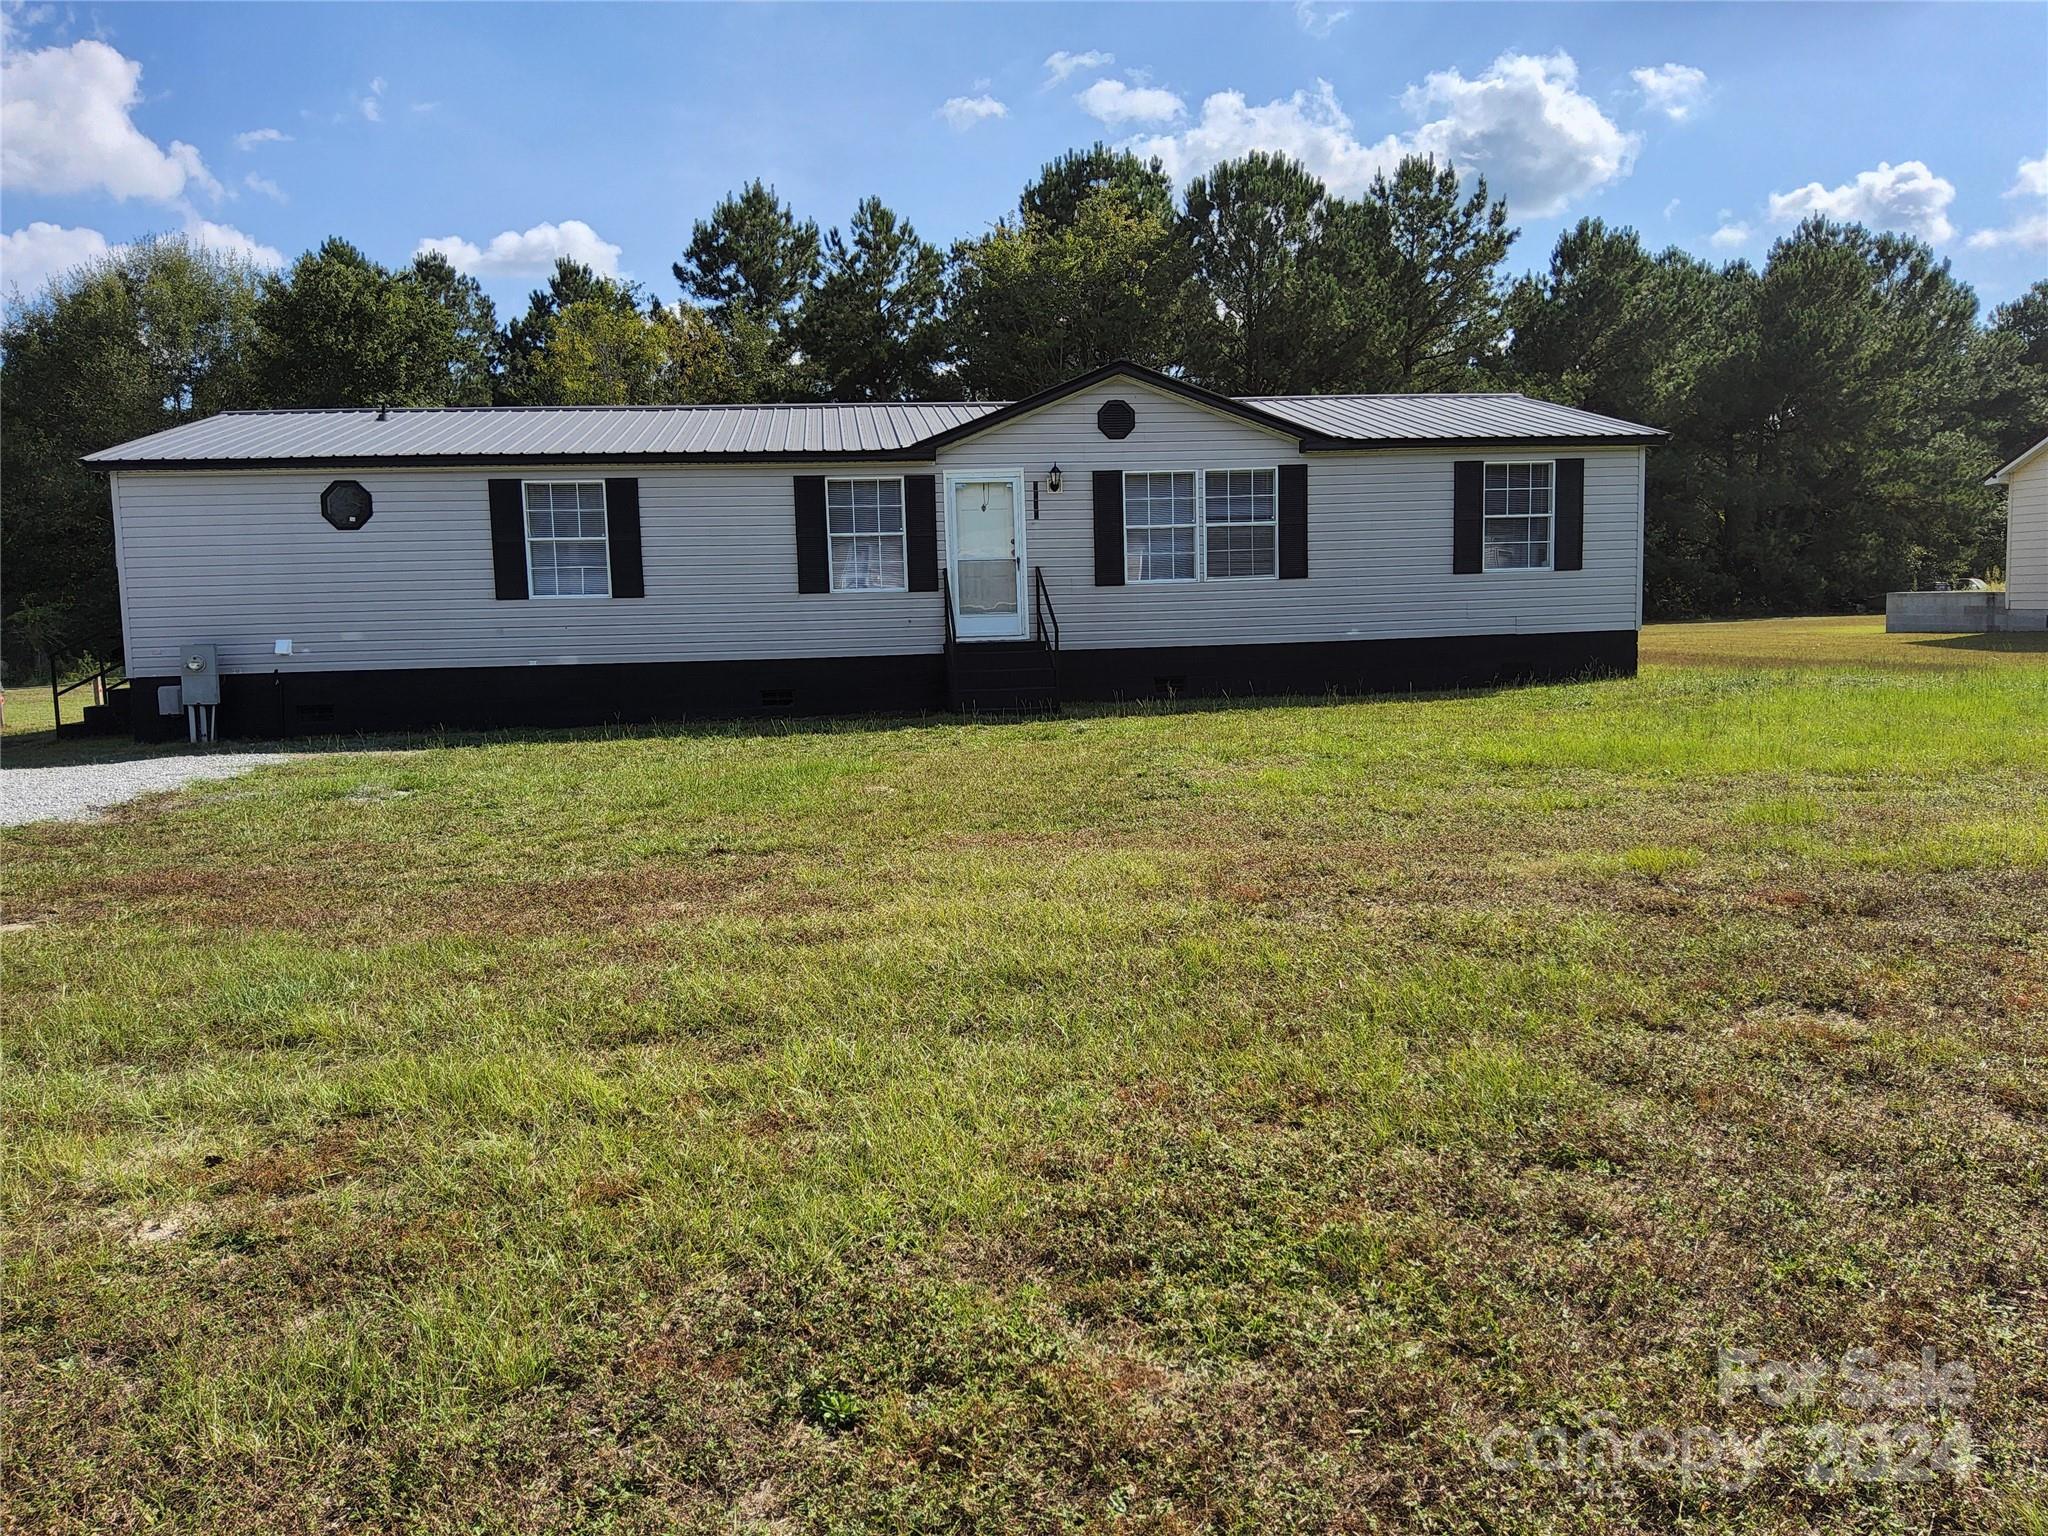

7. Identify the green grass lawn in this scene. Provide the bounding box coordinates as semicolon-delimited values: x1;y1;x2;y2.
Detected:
1;681;77;746
3;618;2044;1533
1641;613;2048;671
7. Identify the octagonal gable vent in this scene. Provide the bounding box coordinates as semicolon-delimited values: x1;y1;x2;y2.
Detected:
321;480;373;531
1096;399;1136;440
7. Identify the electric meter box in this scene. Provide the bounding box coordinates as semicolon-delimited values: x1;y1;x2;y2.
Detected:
179;642;220;707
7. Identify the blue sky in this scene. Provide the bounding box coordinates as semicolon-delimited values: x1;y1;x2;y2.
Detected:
3;1;2044;318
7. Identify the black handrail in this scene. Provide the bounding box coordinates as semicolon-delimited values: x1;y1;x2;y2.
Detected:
48;654;125;724
940;568;957;653
1032;566;1059;652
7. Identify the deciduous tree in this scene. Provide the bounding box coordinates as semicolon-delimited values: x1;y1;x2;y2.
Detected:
946;187;1196;399
1;236;261;673
251;238;465;407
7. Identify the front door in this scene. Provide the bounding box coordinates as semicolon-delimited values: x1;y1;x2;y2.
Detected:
948;474;1026;639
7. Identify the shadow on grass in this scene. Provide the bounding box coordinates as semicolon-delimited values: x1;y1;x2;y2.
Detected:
2;667;1634;770
294;665;1633;752
1903;630;2048;654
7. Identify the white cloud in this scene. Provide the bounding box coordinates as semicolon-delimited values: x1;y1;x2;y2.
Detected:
1400;53;1638;217
416;219;623;278
1;215;284;299
0;5;45;45
1966;152;2048;250
1077;78;1186;126
354;76;386;123
1;37;222;202
1767;159;1955;243
234;127;291;150
180;218;285;269
1294;0;1350;37
1663;197;1681;219
1968;212;2048;252
1128;81;1404;197
1043;49;1112;86
1631;63;1709;122
1130;54;1636;218
0;221;111;295
938;94;1008;131
244;172;285;202
1709;221;1750;250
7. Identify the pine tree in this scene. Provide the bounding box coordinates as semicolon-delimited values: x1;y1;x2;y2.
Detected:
673;181;820;399
1180;151;1380;395
1364;157;1515;391
794;198;945;400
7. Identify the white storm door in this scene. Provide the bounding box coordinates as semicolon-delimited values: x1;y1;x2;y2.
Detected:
948;475;1026;639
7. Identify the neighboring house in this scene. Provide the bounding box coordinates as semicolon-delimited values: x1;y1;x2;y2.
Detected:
1993;435;2048;624
84;361;1664;740
1887;432;2048;634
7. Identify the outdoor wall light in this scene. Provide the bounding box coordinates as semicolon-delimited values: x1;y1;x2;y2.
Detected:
1046;463;1063;493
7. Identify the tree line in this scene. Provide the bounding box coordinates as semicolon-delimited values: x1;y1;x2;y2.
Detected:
5;143;2043;676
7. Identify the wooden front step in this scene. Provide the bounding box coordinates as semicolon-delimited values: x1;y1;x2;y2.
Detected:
947;641;1059;714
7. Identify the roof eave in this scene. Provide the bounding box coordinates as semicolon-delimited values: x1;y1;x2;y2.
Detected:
1987;433;2048;485
80;447;943;472
1297;430;1668;453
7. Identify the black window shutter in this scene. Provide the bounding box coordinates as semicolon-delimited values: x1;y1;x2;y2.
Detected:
1277;464;1308;579
489;478;529;599
605;477;645;597
1092;470;1125;586
1553;458;1585;572
1452;460;1484;575
905;474;938;592
794;476;829;593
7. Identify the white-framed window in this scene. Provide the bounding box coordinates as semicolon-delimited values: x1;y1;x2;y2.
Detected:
1203;468;1278;579
826;477;907;592
1125;471;1198;581
524;480;611;597
1126;468;1281;582
1483;460;1553;571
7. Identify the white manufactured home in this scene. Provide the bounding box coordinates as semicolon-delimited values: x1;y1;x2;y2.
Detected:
85;362;1664;738
1991;435;2048;625
1886;433;2048;634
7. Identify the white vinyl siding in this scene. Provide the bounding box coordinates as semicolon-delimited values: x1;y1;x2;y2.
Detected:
2005;453;2048;612
110;461;946;674
108;378;1645;678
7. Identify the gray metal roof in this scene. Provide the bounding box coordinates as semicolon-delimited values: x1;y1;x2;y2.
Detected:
84;367;1662;470
1245;392;1661;444
85;401;1005;468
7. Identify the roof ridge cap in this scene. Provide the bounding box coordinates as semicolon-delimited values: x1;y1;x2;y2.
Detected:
217;400;1001;417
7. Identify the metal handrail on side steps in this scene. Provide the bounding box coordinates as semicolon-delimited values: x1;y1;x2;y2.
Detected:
1032;566;1059;654
42;654;126;735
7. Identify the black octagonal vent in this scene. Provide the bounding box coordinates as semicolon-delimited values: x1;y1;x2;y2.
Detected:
1096;399;1136;440
321;479;373;531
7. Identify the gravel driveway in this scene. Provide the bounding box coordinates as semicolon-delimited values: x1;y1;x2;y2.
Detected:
0;752;292;826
